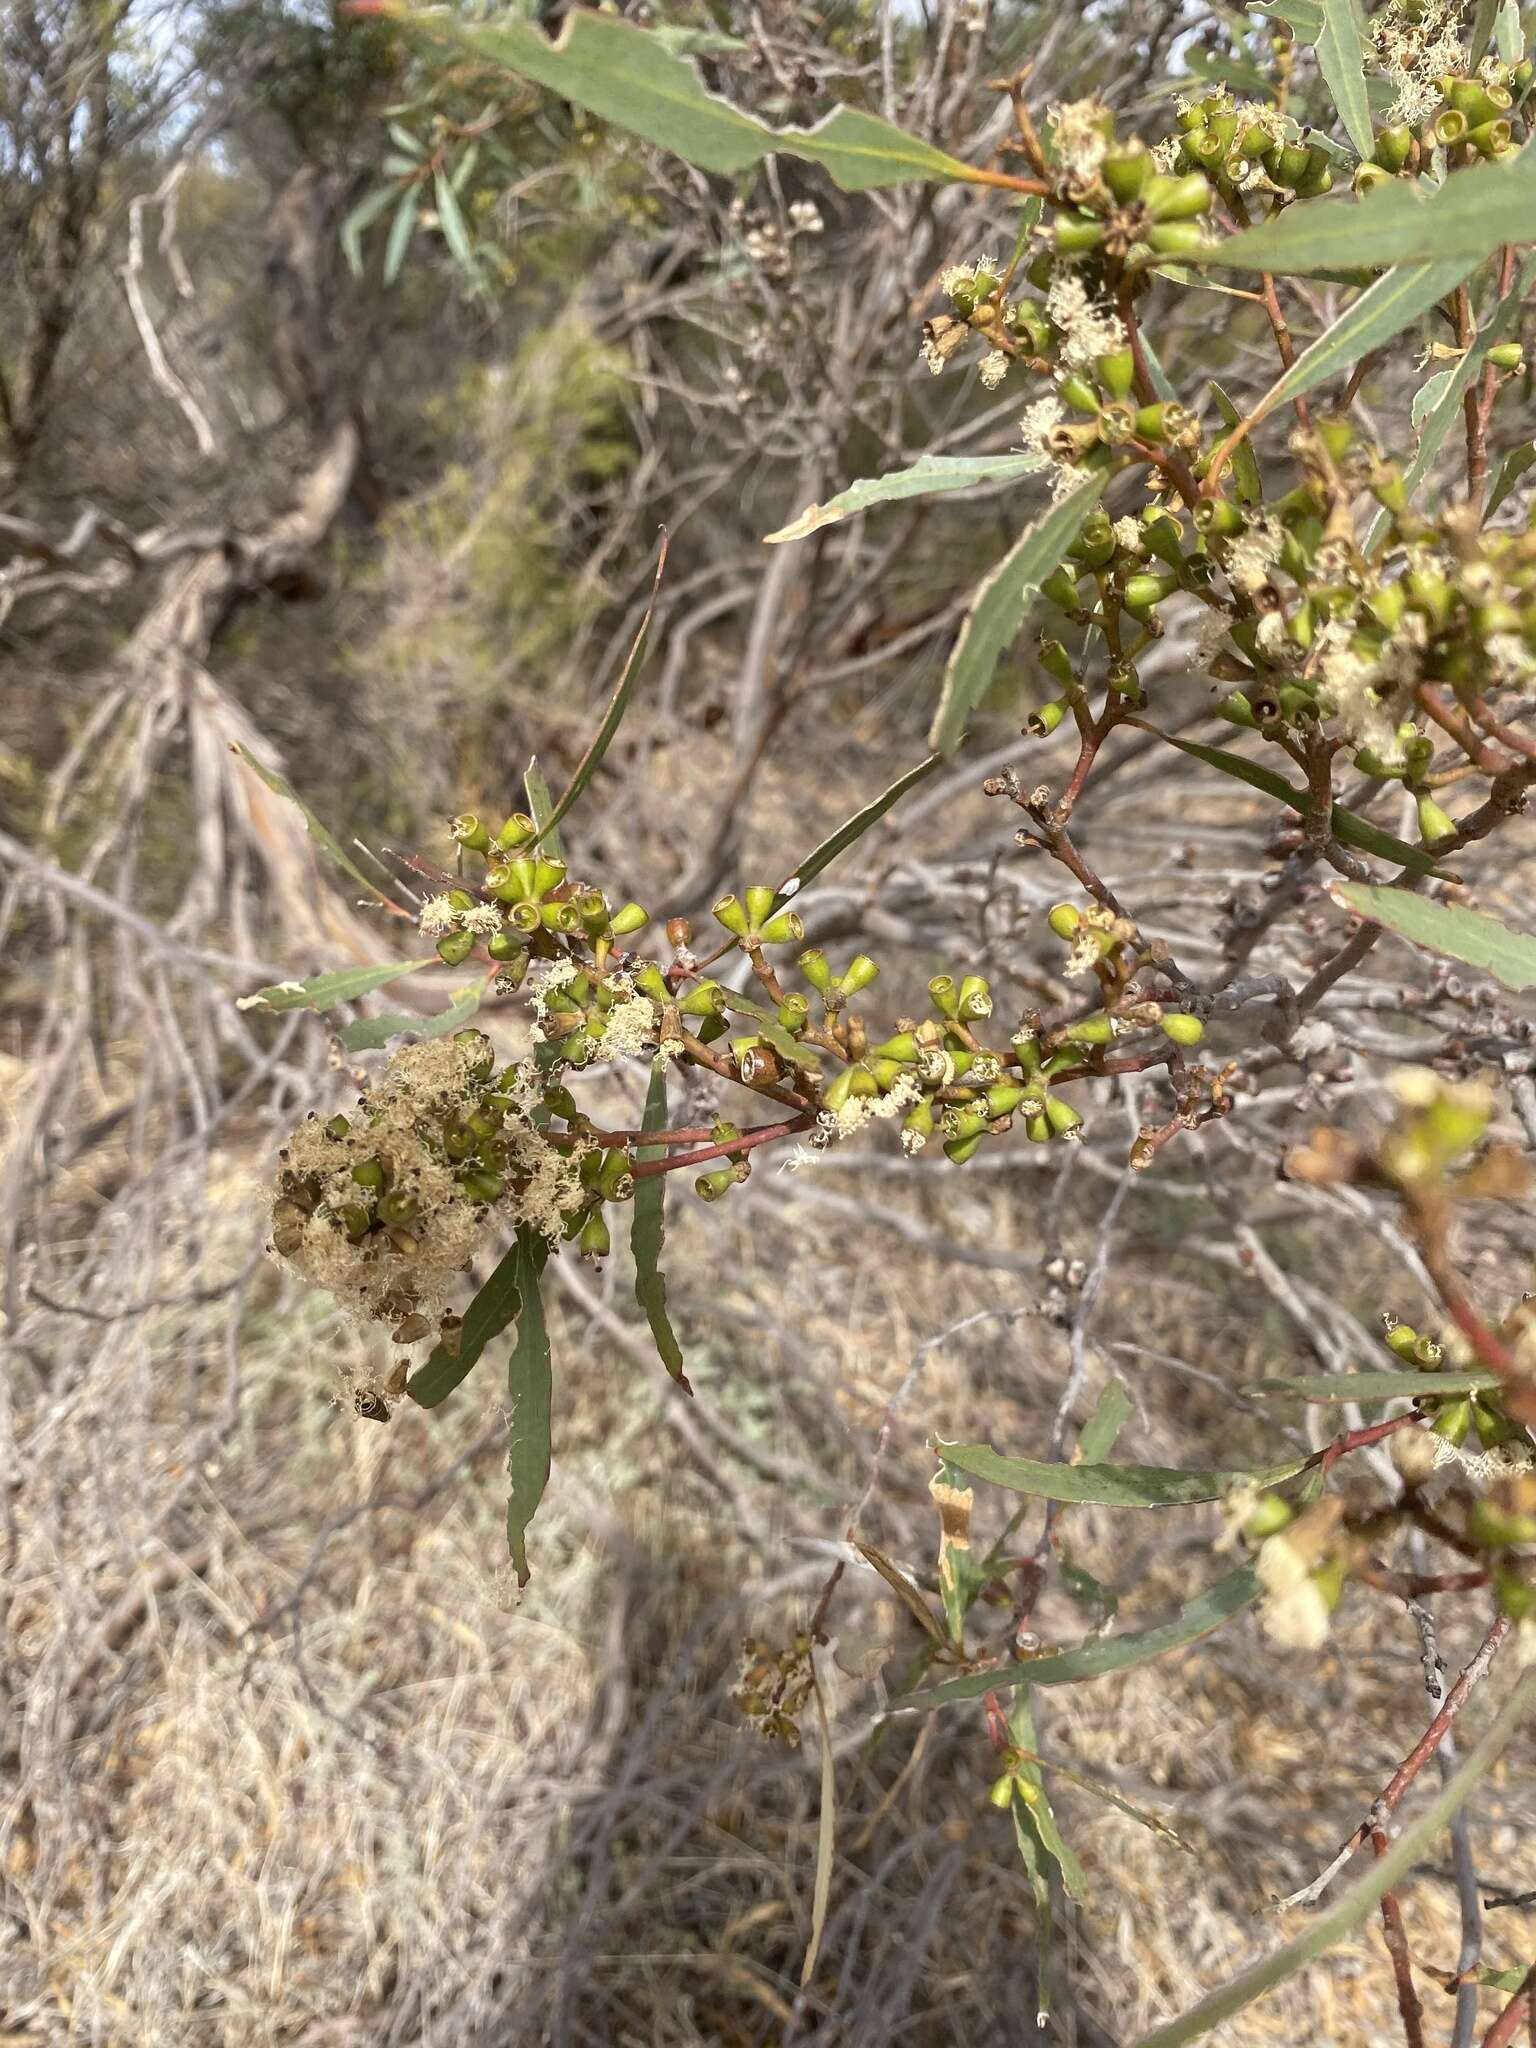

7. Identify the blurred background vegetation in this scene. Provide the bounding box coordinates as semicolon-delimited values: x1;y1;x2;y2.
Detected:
4;2;1536;2042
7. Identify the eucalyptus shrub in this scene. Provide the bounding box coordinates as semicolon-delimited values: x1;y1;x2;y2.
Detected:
250;3;1536;2037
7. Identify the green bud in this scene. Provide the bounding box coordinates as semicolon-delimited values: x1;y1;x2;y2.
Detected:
1431;1397;1473;1446
1469;1498;1536;1547
1039;637;1076;688
634;962;670;1003
1058;372;1102;415
1027;698;1068;738
1473;1396;1521;1448
1044;1094;1082;1139
1102;145;1152;202
695;1166;736;1201
1122;571;1177;617
1384;1321;1422;1360
324;1114;351;1140
1052;212;1104;256
450;813;492;852
873;1032;919;1062
497;813;537;849
579;1208;611;1259
337;1203;373;1240
1041;566;1082;611
942;1131;986;1164
1145;219;1210;257
1160;1012;1205;1046
1244;1493;1294;1541
712;893;750;937
798;948;833;993
928;974;958;1018
460;1169;504;1204
610;901;649;937
437;929;476;966
840;955;880;996
759;910;804;946
1494;1560;1536;1622
1416;794;1458;847
1374;124;1413;172
957;975;992;1021
1047;903;1081;941
377;1190;421;1228
1064;1013;1114;1045
351;1158;386;1190
1096;347;1137;401
680;980;726;1018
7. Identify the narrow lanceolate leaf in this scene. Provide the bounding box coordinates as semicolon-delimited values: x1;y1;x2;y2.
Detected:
1469;0;1502;61
232;745;394;902
1138;726;1455;877
1330;881;1536;991
893;1566;1262;1710
408;1232;526;1408
1243;257;1479;430
1011;1747;1191;1848
801;1668;836;1989
1200;155;1536;274
433;167;479;279
1488;438;1536;519
1011;1803;1055;2029
770;751;943;913
932;1440;1309;1507
1255;1;1324;37
1208;382;1262;505
1131;1669;1536;2048
720;992;823;1070
631;1060;693;1393
530;535;668;850
506;1229;554;1586
929;473;1105;756
523;756;563;864
338;973;490;1053
1315;0;1373;158
1009;1695;1087;1902
764;453;1043;544
1255;1368;1500;1401
853;1540;947;1645
341;183;398;276
383;185;420;284
389;6;977;190
238;957;434;1014
1496;0;1524;62
1076;1377;1131;1465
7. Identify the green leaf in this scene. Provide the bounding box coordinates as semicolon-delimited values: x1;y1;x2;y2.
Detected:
387;120;425;158
929;473;1105;756
801;1668;836;1989
770;752;943;914
764;453;1043;544
232;745;394;903
1242;257;1480;431
505;1229;554;1586
392;5;979;191
1470;0;1502;61
894;1567;1262;1711
720;991;823;1070
238;957;433;1015
1137;727;1455;877
1365;252;1536;550
338;973;490;1053
341;183;398;276
1057;1558;1119;1623
1255;1;1324;40
1209;382;1262;505
1411;367;1455;433
932;1440;1309;1507
1010;1803;1055;2027
1315;0;1373;158
1009;1697;1087;1902
1487;438;1536;518
433;167;479;279
529;537;667;851
1077;1377;1132;1465
383;185;420;285
1013;1744;1191;1849
1496;0;1524;62
1130;1668;1536;2047
407;1232;526;1409
1199;156;1536;275
1140;329;1179;404
1330;880;1536;990
1255;1368;1500;1401
631;1060;693;1392
523;756;563;863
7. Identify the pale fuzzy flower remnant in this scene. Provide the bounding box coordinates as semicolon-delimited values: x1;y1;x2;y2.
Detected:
460;904;502;938
1254;1498;1346;1652
1046;272;1127;370
816;1074;921;1147
1017;393;1065;469
1370;0;1466;128
1314;617;1401;763
1223;514;1284;597
978;349;1010;390
594;990;659;1063
1047;97;1111;181
1112;516;1144;554
418;894;460;938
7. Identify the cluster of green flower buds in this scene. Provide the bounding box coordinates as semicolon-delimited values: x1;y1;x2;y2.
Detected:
1170;91;1327;202
1043;902;1204;1050
433;809;648;983
1035;106;1215;265
1359;61;1531;192
712;884;805;949
1379;1310;1520;1452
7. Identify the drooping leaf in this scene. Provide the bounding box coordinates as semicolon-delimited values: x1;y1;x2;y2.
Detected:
631;1060;693;1392
1010;1802;1055;2029
1012;1744;1190;1848
1330;880;1536;991
383;185;420;284
529;536;668;851
1487;438;1536;519
764;453;1043;544
1255;1367;1500;1401
894;1566;1262;1710
1209;382;1263;505
801;1667;836;1988
433;166;479;281
1315;0;1373;158
232;745;394;902
1140;329;1179;404
1138;726;1455;877
932;1440;1309;1507
408;1232;526;1409
389;5;979;190
505;1229;554;1585
929;472;1106;755
341;183;399;276
1130;1669;1536;2048
523;756;563;863
770;752;943;913
338;973;490;1053
1009;1695;1087;1902
1238;257;1479;434
853;1540;947;1644
238;957;434;1014
1199;156;1536;275
1411;368;1454;433
1076;1377;1132;1465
